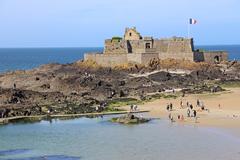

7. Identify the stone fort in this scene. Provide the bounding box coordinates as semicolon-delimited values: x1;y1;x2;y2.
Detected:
84;27;228;67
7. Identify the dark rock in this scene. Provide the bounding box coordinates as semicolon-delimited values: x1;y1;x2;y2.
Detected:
119;90;125;97
149;71;171;82
41;84;50;89
118;81;125;86
110;113;150;124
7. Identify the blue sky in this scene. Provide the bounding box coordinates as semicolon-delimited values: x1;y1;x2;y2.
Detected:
0;0;239;47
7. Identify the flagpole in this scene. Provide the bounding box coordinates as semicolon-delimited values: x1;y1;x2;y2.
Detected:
188;19;190;38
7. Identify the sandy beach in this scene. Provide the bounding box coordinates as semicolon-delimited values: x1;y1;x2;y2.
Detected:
122;87;240;135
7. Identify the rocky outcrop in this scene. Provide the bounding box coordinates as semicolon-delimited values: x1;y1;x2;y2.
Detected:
110;113;150;124
0;61;239;119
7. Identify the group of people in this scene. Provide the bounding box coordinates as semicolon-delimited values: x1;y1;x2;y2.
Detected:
167;99;205;123
95;102;107;112
0;109;10;118
187;107;197;118
168;113;184;123
166;103;173;111
130;104;138;112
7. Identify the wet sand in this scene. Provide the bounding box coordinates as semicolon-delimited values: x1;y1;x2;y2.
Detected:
122;87;240;135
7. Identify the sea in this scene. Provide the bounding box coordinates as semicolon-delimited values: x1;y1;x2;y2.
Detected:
0;47;103;73
0;45;240;73
0;45;240;160
0;116;239;160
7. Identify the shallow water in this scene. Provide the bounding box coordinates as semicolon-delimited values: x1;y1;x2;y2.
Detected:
0;115;239;160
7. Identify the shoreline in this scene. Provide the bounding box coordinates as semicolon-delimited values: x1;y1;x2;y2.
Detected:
122;87;240;133
0;110;149;125
1;88;240;130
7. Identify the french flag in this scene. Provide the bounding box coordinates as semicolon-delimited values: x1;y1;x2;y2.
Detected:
189;18;197;24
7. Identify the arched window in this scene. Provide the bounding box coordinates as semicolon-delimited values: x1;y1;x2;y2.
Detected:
129;32;132;36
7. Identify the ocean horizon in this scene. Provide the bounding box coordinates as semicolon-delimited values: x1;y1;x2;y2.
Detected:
0;45;240;73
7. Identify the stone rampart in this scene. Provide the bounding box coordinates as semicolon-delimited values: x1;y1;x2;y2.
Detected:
194;51;228;63
141;53;159;64
159;52;194;61
85;53;159;66
104;39;127;54
84;53;128;67
127;54;142;64
154;38;194;53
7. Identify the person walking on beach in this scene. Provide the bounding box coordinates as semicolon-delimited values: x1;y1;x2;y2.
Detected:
166;103;170;111
180;100;183;109
13;83;16;89
187;108;191;117
168;113;174;122
197;99;200;107
170;115;174;123
193;110;197;118
218;104;221;109
134;105;138;111
178;115;181;120
170;103;173;111
95;106;99;112
130;105;133;111
190;104;193;110
182;91;185;97
168;113;172;120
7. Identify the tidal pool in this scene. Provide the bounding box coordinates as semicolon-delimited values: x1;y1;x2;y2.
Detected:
0;115;239;160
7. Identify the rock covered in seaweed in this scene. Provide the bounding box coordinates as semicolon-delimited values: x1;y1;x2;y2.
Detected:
110;113;150;124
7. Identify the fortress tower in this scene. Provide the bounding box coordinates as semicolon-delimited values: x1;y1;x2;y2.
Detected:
124;27;142;40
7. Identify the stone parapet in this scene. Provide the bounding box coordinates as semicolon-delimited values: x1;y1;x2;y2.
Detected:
84;53;128;67
194;51;228;63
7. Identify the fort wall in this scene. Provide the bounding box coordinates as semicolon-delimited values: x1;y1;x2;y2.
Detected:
84;51;228;67
128;40;145;53
84;27;229;66
154;38;193;53
154;38;194;61
104;40;127;54
85;53;160;66
194;51;228;63
159;52;194;61
127;54;142;64
84;53;128;67
141;53;159;64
